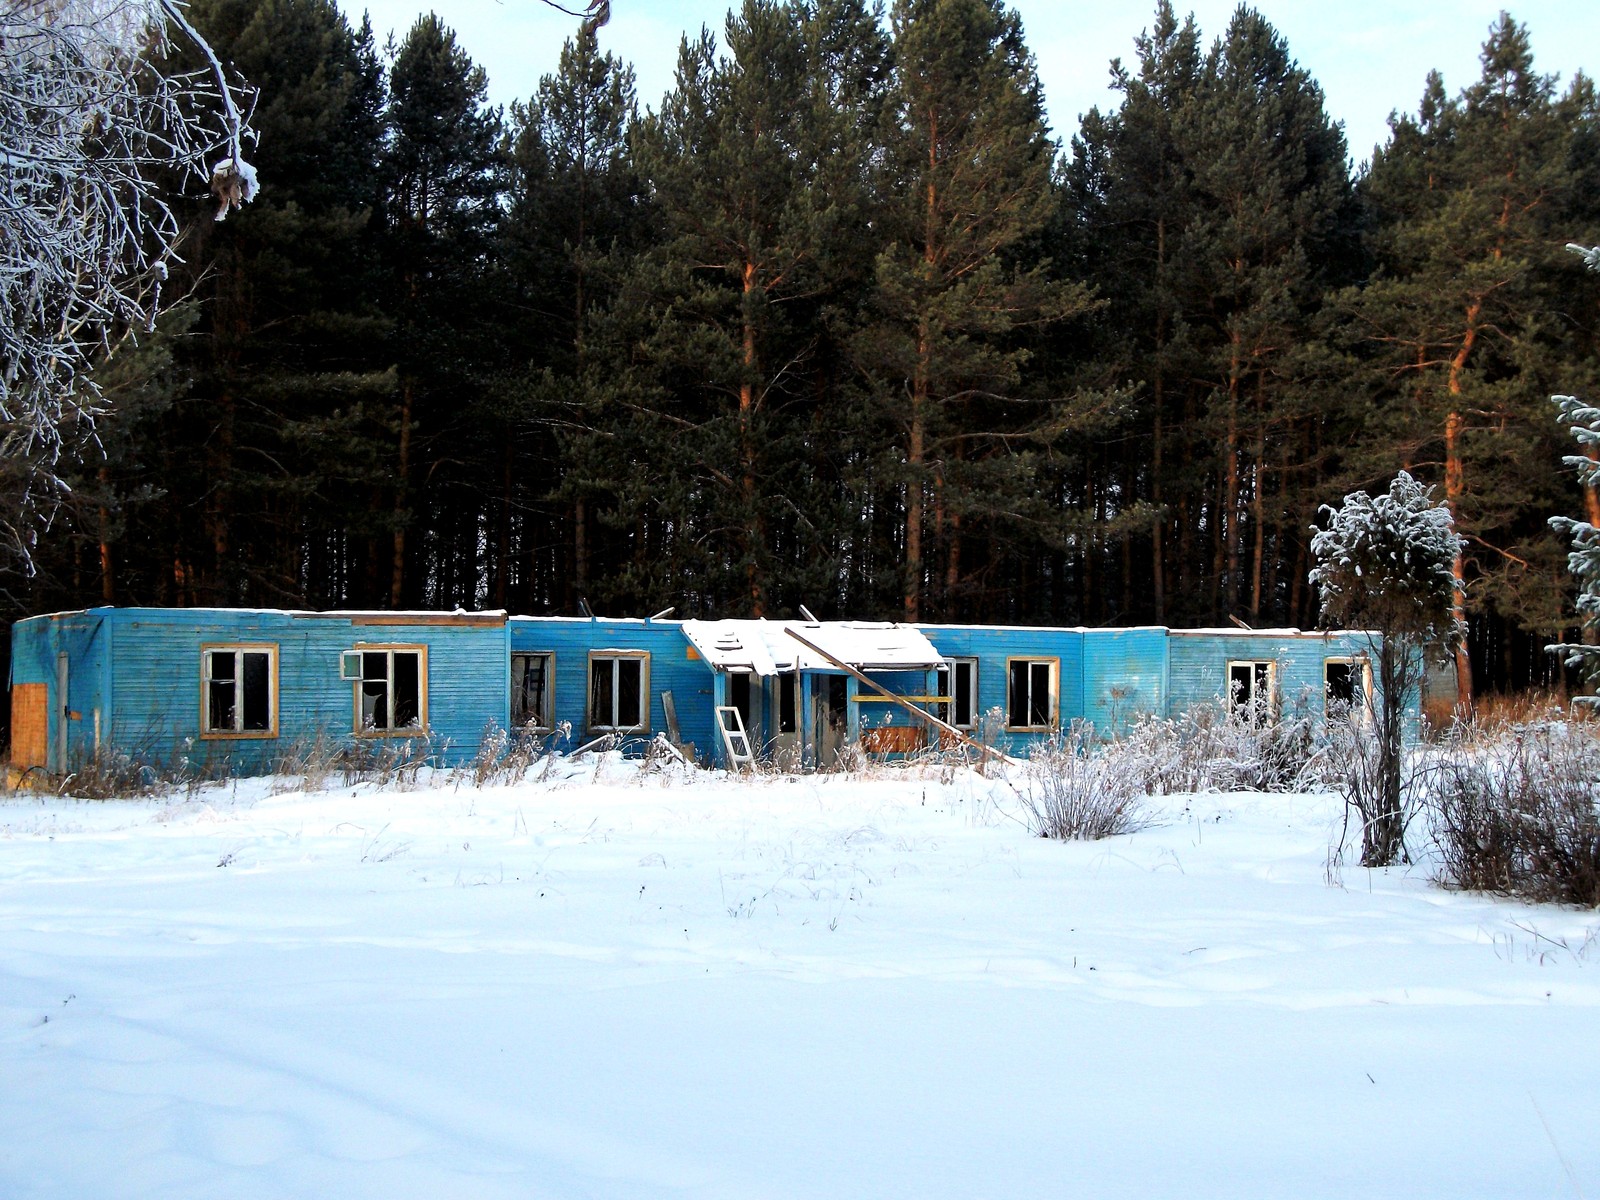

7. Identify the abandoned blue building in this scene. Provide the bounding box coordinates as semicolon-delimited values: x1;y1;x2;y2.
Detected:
7;606;1387;778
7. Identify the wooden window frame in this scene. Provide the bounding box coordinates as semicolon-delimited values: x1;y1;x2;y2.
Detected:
511;651;555;731
348;643;429;736
1005;656;1059;732
200;643;280;740
587;650;650;734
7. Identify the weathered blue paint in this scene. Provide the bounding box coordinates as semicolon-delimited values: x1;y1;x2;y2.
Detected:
1165;629;1392;723
9;608;1412;779
11;608;512;774
507;616;718;756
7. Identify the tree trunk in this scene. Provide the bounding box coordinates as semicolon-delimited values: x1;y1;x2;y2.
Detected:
391;375;413;608
1445;302;1480;710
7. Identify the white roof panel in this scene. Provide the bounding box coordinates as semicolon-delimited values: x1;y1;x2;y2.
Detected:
681;619;943;675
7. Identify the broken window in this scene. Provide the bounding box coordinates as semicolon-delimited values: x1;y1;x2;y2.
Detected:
1324;657;1370;710
511;652;553;728
1007;658;1056;729
342;646;426;732
936;658;979;729
202;645;276;736
589;652;648;731
1228;660;1277;721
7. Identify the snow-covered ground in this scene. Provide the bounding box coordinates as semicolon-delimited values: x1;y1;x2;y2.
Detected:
2;757;1596;1198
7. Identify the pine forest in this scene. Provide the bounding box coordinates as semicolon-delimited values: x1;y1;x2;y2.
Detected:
10;0;1600;704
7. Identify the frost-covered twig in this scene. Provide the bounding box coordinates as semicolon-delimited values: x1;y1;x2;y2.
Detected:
0;0;256;571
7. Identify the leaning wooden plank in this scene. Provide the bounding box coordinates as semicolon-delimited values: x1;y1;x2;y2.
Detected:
782;628;1018;771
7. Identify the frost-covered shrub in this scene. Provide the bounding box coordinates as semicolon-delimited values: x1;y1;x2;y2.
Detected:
1429;720;1600;906
1019;723;1151;840
1116;700;1322;796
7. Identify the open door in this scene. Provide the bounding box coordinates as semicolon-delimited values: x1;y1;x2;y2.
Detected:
812;674;848;768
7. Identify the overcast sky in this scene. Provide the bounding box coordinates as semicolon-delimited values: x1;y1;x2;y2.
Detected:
349;1;1598;167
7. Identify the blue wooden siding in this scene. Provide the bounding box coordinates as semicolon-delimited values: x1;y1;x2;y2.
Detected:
11;609;1415;779
919;624;1086;754
1080;628;1169;734
10;610;114;767
508;617;717;755
15;609;511;773
1165;630;1382;721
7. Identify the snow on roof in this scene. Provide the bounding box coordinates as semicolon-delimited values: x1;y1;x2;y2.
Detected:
681;619;944;675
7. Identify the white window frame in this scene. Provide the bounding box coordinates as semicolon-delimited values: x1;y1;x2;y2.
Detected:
345;644;428;735
511;651;555;730
1005;657;1058;731
1323;656;1373;712
936;658;980;730
200;643;279;739
1227;659;1278;720
588;651;650;733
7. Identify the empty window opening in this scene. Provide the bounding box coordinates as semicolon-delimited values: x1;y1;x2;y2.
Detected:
937;659;978;729
729;671;753;736
1228;660;1276;719
203;646;277;736
1324;657;1370;710
512;652;553;728
1007;659;1056;729
590;653;647;731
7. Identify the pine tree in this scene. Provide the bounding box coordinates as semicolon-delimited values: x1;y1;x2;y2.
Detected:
861;0;1093;621
381;13;504;606
1340;14;1583;703
599;0;889;614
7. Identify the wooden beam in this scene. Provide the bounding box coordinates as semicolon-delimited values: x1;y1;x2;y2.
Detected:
782;628;1015;770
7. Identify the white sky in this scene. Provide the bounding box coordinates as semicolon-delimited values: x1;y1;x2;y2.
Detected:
349;1;1598;167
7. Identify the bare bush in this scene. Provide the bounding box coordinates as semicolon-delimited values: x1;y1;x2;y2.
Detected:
1116;700;1322;796
1319;702;1421;867
1019;723;1152;840
1430;720;1600;906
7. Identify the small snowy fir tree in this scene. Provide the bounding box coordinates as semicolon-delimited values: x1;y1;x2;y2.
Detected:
0;1;256;569
1310;471;1463;866
1549;243;1600;694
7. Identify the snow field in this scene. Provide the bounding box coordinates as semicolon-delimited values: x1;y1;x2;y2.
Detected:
2;756;1597;1198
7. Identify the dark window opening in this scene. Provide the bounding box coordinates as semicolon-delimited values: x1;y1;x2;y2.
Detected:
205;648;273;734
937;660;977;728
730;672;752;736
1326;660;1358;707
357;649;424;732
778;673;797;734
1008;659;1053;728
590;654;647;730
512;653;551;728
